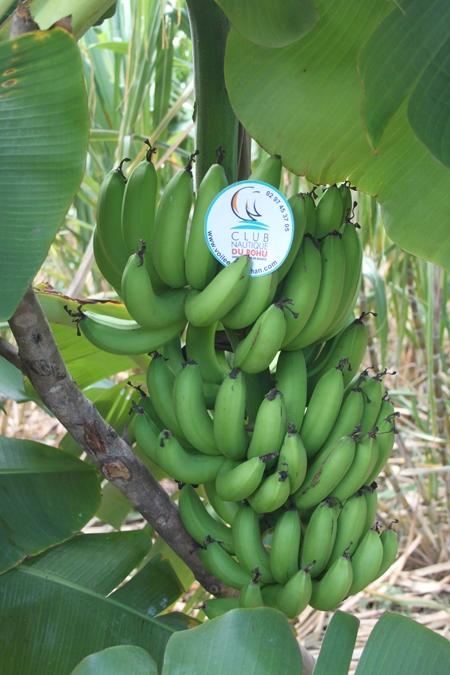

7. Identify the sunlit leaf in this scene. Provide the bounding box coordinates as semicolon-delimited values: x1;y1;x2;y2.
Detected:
313;611;359;675
71;645;157;675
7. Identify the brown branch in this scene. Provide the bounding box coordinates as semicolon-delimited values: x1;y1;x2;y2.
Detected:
0;336;23;372
9;288;233;598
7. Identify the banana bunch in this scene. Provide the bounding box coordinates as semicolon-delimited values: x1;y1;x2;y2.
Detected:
82;147;401;619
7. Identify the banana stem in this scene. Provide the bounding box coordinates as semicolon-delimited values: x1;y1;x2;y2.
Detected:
186;0;240;185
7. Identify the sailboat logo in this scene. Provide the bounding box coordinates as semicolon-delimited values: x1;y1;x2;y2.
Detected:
230;186;269;231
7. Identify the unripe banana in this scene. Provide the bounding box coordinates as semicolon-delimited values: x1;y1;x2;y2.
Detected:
93;226;122;292
157;430;224;484
300;362;347;458
245;369;273;425
301;498;340;578
275;349;307;429
377;523;399;577
178;485;234;552
214;368;248;459
215;454;275;502
95;158;129;275
146;352;185;440
328;490;368;566
203;597;239;619
359;371;385;433
349;525;384;595
363;482;378;532
318;386;365;459
232;506;273;583
277;424;307;493
247;388;287;459
315;184;345;238
323;224;363;340
204;481;239;525
240;577;264;608
286;231;346;349
233;301;288;374
78;311;183;356
249;154;282;188
339;184;353;222
133;402;160;464
310;554;353;611
276;567;312;619
331;431;377;502
222;273;278;330
199;538;250;589
121;245;186;329
270;508;302;584
185;255;251;327
121;142;158;256
248;469;290;513
280;237;322;348
366;398;397;483
152;160;194;288
185;321;230;385
173;360;220;456
261;584;283;608
185;161;228;289
274;193;308;284
294;434;357;510
161;335;184;376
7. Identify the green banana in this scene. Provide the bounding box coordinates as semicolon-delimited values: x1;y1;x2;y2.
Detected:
232;506;273;582
121;244;186;329
161;335;184;375
270;508;302;584
275;349;307;429
310;554;353;610
359;371;385;433
331;431;378;502
222;273;278;330
247;388;287;459
323;224;363;339
301;498;339;578
121;141;158;256
213;368;248;459
178;485;234;552
277;567;312;619
185;160;228;290
204;481;239;525
233;302;287;374
249;154;282;188
244;369;273;425
215;454;275;502
318;386;365;459
152;158;194;288
366;398;397;483
377;523;399;577
339;184;353;222
240;577;264;608
95;158;129;275
363;482;378;532
274;192;309;284
286;231;346;349
93;226;122;292
133;402;160;464
315;184;345;238
261;584;283;608
281;237;322;348
294;434;357;510
328;490;368;565
146;352;185;440
248;469;290;513
203;597;240;619
277;424;307;493
303;192;318;236
300;362;347;458
157;430;223;484
185;321;230;384
349;525;384;595
173;360;220;456
77;310;183;356
185;255;251;327
199;538;250;589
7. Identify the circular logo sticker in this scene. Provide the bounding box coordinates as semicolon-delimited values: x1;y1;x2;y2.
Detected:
204;180;294;277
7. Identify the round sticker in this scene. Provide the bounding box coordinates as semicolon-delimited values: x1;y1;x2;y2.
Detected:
204;180;294;277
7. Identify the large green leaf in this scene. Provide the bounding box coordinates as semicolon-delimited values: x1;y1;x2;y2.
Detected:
215;0;318;48
24;530;151;595
162;608;302;675
0;565;175;674
95;481;133;528
0;356;30;403
355;612;450;674
224;1;450;270
0;29;88;320
0;436;100;573
71;646;157;675
313;611;359;675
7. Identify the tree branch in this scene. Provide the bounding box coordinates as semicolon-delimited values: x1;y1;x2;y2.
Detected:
0;336;23;372
8;288;233;598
